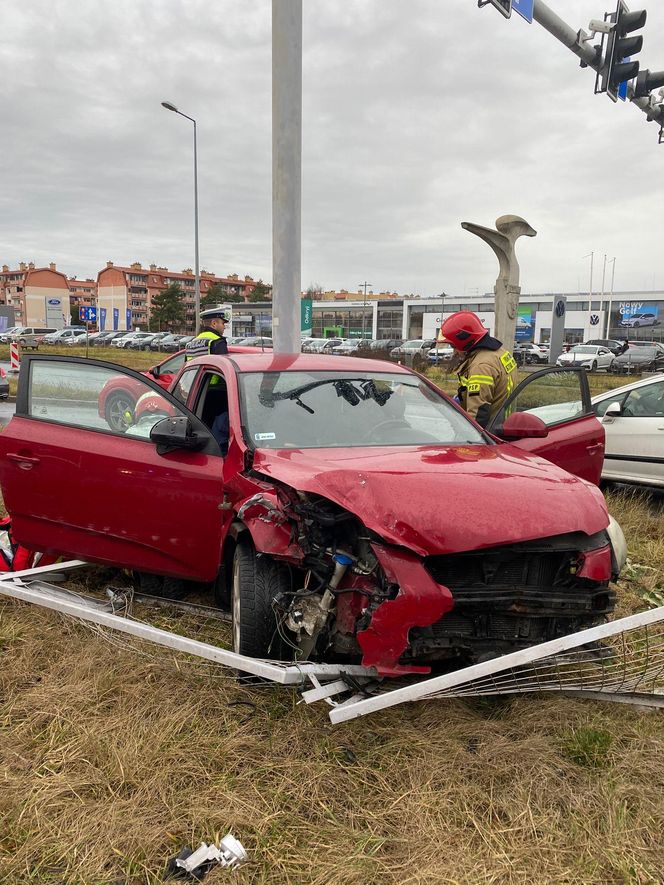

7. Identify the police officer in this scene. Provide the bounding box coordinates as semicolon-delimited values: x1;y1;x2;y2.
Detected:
185;307;229;360
440;311;516;428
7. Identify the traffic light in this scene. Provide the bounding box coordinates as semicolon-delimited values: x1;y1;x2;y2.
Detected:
604;2;647;102
477;0;511;19
634;69;664;98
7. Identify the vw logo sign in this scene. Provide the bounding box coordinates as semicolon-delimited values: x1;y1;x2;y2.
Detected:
590;314;600;326
47;298;61;305
555;300;566;318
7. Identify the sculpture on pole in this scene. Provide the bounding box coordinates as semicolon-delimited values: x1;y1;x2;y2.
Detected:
461;215;537;347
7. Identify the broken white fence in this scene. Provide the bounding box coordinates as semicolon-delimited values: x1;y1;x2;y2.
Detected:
1;561;663;724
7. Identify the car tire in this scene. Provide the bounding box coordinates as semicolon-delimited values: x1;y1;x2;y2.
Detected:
633;322;640;327
104;390;136;432
231;534;291;660
591;361;597;371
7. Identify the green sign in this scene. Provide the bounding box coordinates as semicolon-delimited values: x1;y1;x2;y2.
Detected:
300;299;313;336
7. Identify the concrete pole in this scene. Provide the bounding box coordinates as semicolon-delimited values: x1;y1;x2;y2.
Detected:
605;257;617;338
272;0;302;354
460;215;537;347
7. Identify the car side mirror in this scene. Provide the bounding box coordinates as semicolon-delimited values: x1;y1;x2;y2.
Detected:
149;366;160;377
604;401;622;418
150;416;206;452
499;412;549;440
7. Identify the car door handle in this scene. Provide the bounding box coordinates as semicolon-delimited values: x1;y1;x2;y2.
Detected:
586;443;603;454
6;452;41;469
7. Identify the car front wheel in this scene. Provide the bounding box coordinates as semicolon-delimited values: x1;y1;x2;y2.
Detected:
104;390;136;431
231;535;291;659
591;361;598;371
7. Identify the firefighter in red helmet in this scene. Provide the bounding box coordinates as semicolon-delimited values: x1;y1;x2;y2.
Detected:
440;311;516;428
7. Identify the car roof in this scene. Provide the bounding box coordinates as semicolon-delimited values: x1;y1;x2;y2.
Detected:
194;352;413;375
592;373;664;402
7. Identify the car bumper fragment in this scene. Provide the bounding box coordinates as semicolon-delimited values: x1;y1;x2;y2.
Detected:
356;543;454;676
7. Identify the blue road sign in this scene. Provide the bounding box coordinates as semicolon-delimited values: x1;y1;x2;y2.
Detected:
513;0;534;23
79;306;98;323
618;58;631;100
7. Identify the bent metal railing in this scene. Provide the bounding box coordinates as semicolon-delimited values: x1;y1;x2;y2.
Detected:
1;561;663;724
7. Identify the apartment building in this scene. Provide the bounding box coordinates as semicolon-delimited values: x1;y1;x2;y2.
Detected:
97;261;263;331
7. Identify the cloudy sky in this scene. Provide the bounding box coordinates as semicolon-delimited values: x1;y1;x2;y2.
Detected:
2;0;662;299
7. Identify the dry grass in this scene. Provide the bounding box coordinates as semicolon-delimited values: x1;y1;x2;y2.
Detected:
1;354;663;882
1;490;663;884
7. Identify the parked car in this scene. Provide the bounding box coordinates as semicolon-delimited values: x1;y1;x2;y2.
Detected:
585;339;626;356
621;312;659;328
42;329;88;346
0;367;8;401
332;339;371;356
237;336;273;348
150;333;182;352
0;355;625;677
556;345;614;372
366;339;403;358
390;339;436;359
91;331;123;347
592;374;664;488
427;344;455;366
163;335;193;353
0;326;27;343
111;331;148;349
123;332;158;350
15;327;59;349
307;338;344;354
513;343;548;365
612;345;664;374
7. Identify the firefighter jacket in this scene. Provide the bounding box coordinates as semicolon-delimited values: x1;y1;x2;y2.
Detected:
185;327;229;360
456;336;516;428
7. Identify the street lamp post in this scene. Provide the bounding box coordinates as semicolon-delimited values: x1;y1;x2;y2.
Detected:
161;101;200;333
582;251;594;337
358;281;372;339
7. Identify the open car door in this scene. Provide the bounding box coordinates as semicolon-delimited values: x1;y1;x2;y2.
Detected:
486;367;604;485
0;356;225;580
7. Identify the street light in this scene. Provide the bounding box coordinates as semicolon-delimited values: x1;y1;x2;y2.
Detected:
161;100;200;332
358;281;372;339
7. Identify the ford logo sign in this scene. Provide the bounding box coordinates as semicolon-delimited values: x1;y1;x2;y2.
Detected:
47;298;61;305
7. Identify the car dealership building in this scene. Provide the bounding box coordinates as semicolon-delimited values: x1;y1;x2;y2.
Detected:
228;290;664;345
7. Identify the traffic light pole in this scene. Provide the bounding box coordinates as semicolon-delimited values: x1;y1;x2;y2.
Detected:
507;1;664;132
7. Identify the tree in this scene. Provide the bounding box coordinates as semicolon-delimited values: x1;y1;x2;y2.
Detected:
247;279;272;303
201;283;244;309
150;283;186;331
305;283;323;299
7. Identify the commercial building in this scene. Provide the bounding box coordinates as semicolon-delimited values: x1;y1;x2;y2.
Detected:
0;262;69;328
226;291;664;344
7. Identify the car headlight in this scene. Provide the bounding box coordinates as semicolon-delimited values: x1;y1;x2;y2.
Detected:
606;516;627;578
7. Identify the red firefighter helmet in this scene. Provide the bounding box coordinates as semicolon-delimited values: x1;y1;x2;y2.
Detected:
133;391;177;423
440;311;488;352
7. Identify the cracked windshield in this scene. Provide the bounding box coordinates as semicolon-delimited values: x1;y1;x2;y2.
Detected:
240;371;485;448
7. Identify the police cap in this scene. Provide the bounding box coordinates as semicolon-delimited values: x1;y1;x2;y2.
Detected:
201;307;230;323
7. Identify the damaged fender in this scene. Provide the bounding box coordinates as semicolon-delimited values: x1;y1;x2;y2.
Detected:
357;543;454;676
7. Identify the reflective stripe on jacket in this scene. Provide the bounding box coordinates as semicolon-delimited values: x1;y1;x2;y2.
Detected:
456;346;516;427
185;328;228;360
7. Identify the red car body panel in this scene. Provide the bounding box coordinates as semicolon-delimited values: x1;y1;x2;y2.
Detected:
507;416;604;486
356;543;454;676
0;417;225;580
249;445;609;557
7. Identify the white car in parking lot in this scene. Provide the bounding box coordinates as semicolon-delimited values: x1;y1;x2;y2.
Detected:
525;373;664;488
593;374;664;488
556;345;614;372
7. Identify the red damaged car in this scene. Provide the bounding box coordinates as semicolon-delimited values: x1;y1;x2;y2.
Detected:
0;354;626;677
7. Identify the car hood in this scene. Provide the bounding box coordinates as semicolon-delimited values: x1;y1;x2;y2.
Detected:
251;444;608;557
558;353;597;362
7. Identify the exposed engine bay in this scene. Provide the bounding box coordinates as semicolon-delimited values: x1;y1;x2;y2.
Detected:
234;484;619;677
